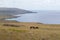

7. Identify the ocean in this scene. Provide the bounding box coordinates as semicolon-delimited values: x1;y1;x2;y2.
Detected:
6;11;60;24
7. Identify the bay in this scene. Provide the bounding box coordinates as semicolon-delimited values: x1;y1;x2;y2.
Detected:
6;11;60;24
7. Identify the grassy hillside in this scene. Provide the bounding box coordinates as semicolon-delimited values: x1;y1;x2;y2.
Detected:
0;15;19;20
0;8;34;20
0;20;60;40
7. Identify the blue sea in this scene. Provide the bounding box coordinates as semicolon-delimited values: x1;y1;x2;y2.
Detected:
6;10;60;24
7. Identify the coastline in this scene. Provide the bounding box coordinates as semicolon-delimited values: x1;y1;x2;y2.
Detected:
0;17;60;40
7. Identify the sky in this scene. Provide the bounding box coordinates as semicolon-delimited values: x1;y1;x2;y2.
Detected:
0;0;60;10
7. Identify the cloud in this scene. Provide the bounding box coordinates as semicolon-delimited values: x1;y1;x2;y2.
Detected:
0;0;60;10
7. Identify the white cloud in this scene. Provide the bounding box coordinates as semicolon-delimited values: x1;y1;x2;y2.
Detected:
0;0;60;10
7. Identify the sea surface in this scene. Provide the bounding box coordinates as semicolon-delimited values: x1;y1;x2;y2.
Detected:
6;11;60;24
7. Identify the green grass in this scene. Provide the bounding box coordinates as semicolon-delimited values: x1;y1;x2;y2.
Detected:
0;21;60;40
8;29;28;32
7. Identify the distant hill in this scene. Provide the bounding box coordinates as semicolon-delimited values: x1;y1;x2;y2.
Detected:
0;8;34;19
0;8;34;15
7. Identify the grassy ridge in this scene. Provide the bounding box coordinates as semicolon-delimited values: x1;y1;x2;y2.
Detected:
0;21;60;40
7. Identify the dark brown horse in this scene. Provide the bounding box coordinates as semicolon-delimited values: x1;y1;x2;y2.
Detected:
30;26;39;29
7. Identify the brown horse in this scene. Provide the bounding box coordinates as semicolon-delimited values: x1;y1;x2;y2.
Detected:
30;26;39;29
